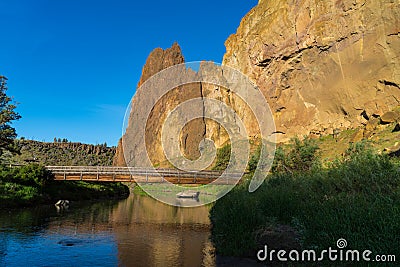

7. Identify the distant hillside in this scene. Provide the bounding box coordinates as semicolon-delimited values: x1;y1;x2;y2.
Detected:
5;140;116;166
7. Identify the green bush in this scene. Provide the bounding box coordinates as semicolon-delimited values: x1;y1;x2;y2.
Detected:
247;145;261;172
14;164;54;187
213;144;232;171
210;144;400;262
0;182;41;208
272;136;320;173
0;164;129;208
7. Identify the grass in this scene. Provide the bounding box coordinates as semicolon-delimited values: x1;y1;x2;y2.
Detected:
317;122;400;163
0;164;129;209
209;140;400;265
134;183;232;205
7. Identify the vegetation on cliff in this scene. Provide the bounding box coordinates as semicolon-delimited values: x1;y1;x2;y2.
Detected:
2;139;116;166
210;138;400;263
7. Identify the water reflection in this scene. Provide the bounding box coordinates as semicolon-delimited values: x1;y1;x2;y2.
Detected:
111;194;214;267
0;194;215;267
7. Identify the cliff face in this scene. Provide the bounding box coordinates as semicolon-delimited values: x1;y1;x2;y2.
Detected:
114;44;261;167
115;0;400;166
223;0;400;141
114;43;208;166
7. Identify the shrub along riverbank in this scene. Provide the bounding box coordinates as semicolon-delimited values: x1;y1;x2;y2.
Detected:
210;139;400;264
0;164;129;209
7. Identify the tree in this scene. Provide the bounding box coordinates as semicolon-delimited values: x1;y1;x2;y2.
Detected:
0;76;21;157
272;136;320;173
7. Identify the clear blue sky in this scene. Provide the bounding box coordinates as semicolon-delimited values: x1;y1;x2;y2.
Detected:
0;0;257;146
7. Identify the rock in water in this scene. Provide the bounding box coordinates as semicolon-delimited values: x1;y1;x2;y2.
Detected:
55;200;69;207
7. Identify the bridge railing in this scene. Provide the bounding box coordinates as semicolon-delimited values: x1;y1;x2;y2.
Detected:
45;166;244;179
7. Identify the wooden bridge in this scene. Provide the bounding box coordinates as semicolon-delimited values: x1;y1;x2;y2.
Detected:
46;166;243;185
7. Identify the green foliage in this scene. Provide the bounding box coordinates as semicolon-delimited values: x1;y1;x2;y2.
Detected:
132;185;149;196
247;141;278;173
0;164;53;187
0;164;129;208
210;144;400;261
15;164;54;187
212;144;232;171
11;139;115;166
272;136;320;173
0;182;41;208
247;145;261;172
343;139;372;159
0;76;21;158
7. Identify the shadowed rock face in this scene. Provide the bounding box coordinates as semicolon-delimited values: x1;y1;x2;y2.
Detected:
113;43;260;167
113;138;126;166
223;0;400;142
114;43;208;166
115;0;400;165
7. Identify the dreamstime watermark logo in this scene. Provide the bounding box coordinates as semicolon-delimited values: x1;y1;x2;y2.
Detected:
121;61;276;207
257;238;396;263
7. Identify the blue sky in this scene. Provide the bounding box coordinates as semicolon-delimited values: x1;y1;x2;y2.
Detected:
0;0;257;146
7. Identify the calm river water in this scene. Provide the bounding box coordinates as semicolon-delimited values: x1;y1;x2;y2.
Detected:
0;194;216;267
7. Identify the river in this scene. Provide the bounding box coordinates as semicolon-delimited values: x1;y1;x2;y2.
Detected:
0;194;216;267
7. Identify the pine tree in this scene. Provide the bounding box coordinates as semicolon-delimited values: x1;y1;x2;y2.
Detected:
0;76;21;156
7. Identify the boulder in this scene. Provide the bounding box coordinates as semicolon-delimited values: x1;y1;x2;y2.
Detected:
365;117;380;131
384;142;400;157
381;111;400;124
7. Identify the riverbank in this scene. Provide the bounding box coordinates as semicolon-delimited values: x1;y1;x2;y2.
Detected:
210;141;400;265
0;164;129;209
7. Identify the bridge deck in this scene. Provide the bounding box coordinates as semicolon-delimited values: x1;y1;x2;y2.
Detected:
46;166;242;185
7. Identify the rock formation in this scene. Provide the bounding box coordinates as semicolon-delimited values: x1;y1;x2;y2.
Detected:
113;138;126;166
223;0;400;141
114;43;209;166
114;44;263;167
114;0;400;166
